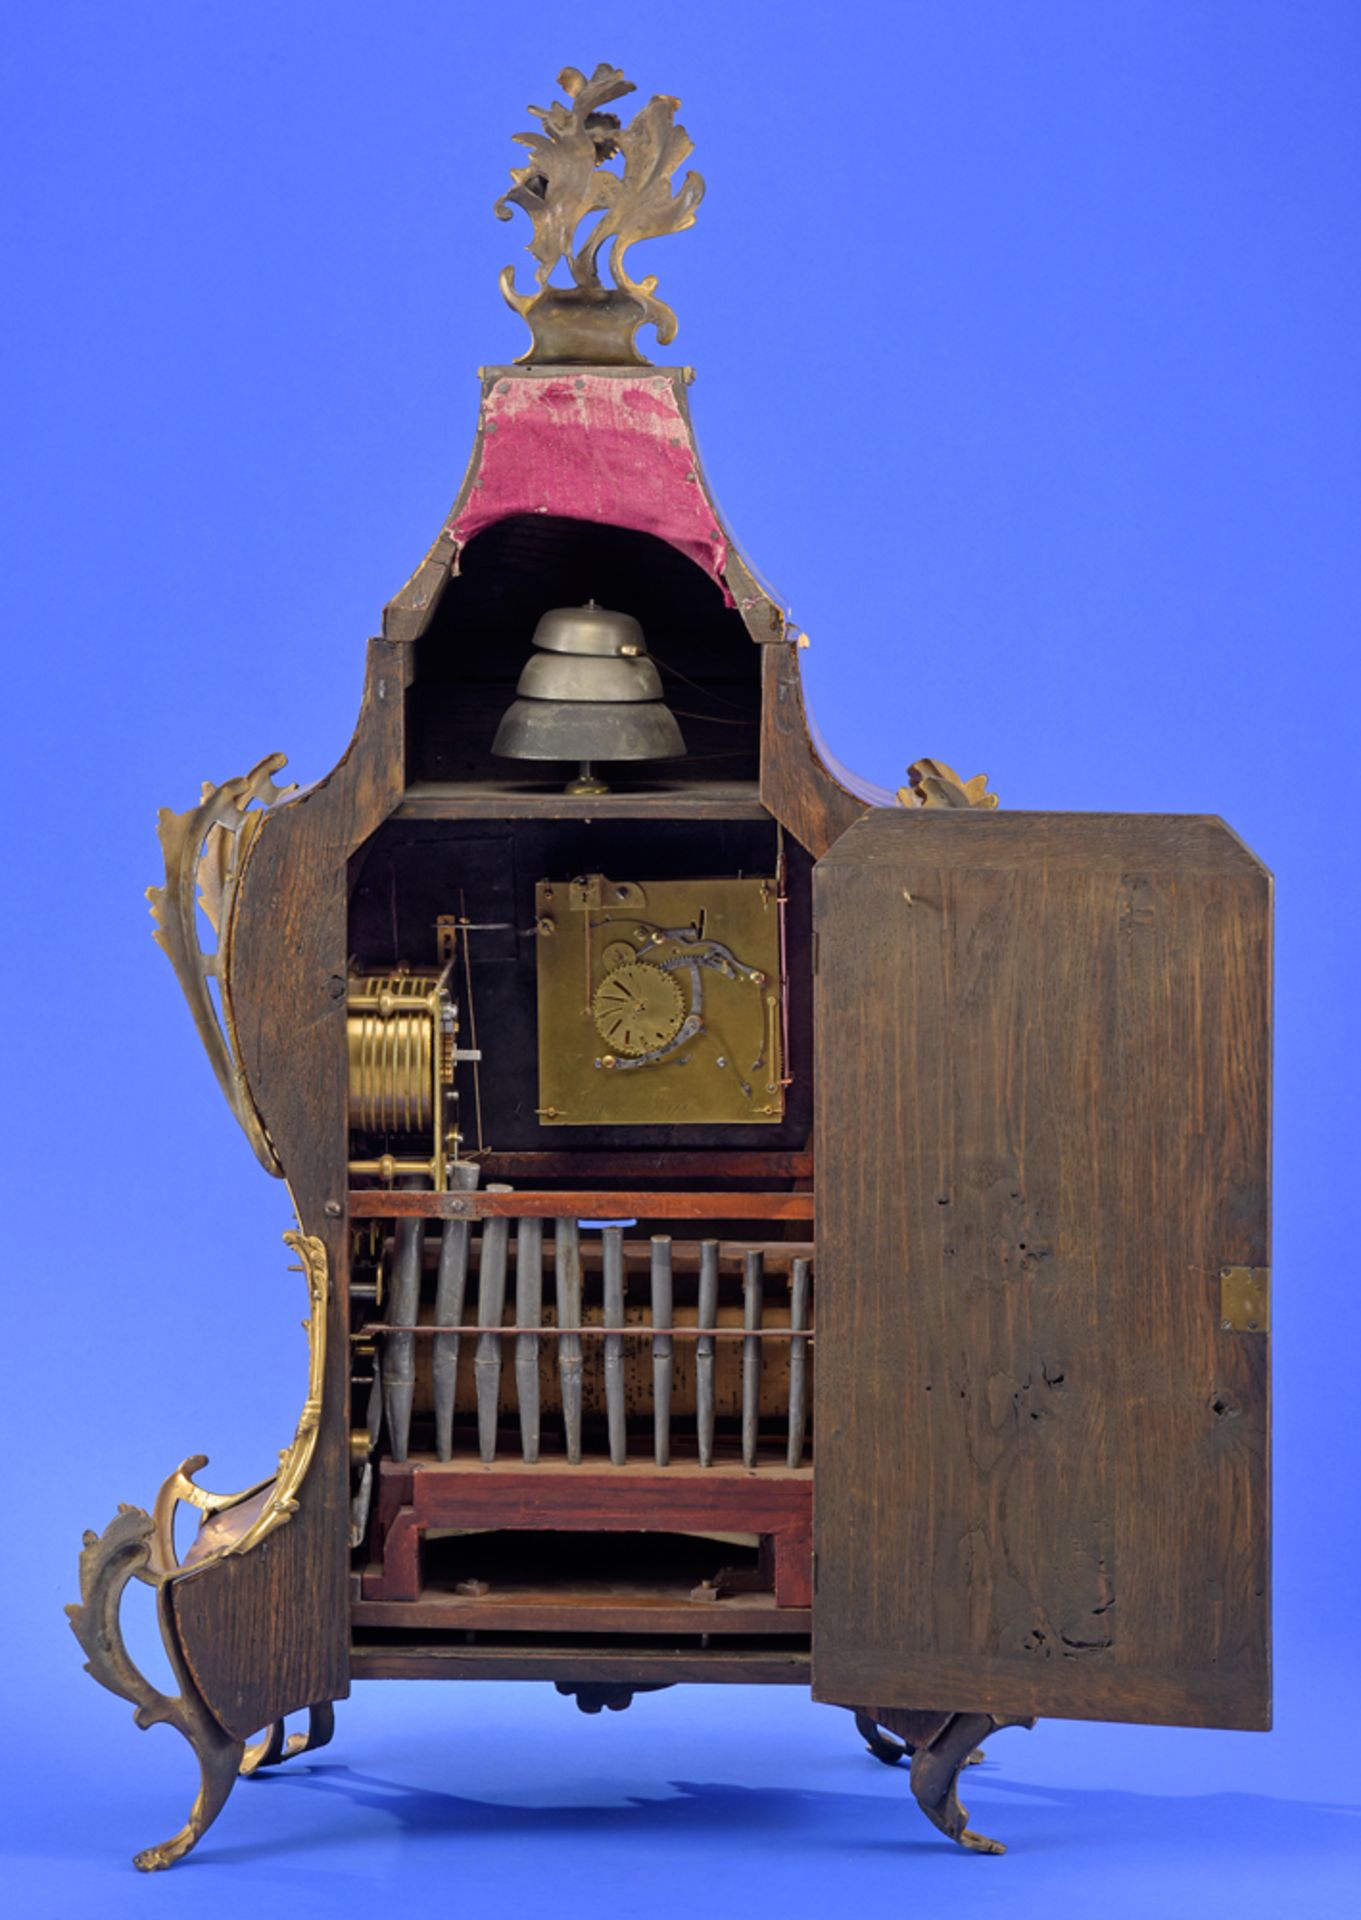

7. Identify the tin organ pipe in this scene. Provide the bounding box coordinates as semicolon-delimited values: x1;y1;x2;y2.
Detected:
352;1332;382;1435
554;1219;584;1464
432;1162;480;1460
366;1209;811;1466
602;1225;627;1465
474;1185;513;1462
697;1239;719;1468
787;1256;810;1468
742;1249;764;1469
382;1184;425;1463
515;1218;544;1463
651;1236;674;1467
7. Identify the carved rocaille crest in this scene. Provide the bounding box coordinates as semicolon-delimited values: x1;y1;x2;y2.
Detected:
495;63;705;365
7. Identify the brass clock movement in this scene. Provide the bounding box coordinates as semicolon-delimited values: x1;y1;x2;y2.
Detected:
536;872;785;1126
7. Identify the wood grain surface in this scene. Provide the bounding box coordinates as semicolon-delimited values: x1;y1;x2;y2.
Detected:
351;1189;815;1221
758;643;871;858
349;1647;810;1685
364;1459;813;1610
811;810;1271;1729
170;636;412;1737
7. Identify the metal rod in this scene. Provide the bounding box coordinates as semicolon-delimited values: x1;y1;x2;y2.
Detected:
515;1217;543;1464
381;1182;425;1463
697;1239;718;1468
651;1236;673;1468
473;1184;513;1463
432;1162;480;1460
787;1255;810;1469
406;1237;814;1274
602;1225;626;1465
352;1323;811;1340
350;1157;439;1181
555;1218;583;1465
742;1248;764;1469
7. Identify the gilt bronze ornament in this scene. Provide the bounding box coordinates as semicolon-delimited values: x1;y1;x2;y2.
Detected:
496;63;704;364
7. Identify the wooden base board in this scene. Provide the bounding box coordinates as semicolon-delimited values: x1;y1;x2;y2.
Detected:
350;1644;811;1685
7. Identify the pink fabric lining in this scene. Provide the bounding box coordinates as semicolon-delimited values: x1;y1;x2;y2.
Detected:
448;374;730;596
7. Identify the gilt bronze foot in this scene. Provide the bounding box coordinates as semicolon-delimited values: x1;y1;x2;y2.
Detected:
852;1707;987;1771
241;1702;336;1777
67;1506;247;1871
854;1710;911;1766
844;1705;1031;1852
908;1712;1034;1854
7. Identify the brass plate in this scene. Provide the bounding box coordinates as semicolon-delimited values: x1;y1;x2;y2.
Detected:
1220;1265;1270;1334
535;873;783;1126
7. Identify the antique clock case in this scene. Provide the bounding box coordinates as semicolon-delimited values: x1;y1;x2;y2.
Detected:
70;65;1271;1870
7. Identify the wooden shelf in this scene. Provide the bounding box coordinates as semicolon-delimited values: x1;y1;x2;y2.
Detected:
349;1189;814;1221
386;1454;812;1481
394;778;769;822
352;1584;808;1636
349;1644;811;1685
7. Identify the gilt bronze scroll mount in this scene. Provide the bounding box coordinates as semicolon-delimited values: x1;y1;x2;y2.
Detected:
146;753;294;1174
897;758;1000;810
67;1227;331;1868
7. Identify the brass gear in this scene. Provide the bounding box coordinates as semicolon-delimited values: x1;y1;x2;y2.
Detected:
600;940;637;972
592;961;685;1056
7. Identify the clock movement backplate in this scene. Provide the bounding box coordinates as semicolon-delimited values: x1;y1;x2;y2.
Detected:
535;872;785;1126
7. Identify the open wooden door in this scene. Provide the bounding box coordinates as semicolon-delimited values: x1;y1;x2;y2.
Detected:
811;810;1270;1729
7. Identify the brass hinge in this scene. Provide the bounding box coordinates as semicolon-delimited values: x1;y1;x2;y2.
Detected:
1220;1266;1269;1334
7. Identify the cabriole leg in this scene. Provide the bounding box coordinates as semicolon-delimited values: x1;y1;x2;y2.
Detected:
241;1702;337;1777
908;1712;1034;1855
849;1705;988;1771
66;1506;246;1872
853;1709;910;1766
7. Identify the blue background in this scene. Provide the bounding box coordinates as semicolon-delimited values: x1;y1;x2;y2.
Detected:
3;2;1358;1913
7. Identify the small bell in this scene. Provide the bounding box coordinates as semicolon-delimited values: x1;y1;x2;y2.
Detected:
492;602;686;793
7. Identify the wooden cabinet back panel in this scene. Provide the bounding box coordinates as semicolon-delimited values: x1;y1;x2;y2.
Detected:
811;811;1270;1728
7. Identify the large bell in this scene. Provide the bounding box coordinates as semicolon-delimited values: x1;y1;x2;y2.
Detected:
492;602;686;793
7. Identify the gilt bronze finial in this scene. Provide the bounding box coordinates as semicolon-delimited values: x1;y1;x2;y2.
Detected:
495;63;705;365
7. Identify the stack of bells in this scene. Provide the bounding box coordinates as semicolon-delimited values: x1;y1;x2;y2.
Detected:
492;601;687;794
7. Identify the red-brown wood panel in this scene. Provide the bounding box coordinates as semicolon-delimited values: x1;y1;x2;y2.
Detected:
178;637;410;1735
811;811;1270;1729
